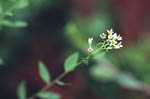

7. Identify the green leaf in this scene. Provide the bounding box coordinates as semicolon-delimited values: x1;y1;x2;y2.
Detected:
56;80;72;87
89;65;117;81
0;59;4;65
15;0;29;9
117;72;141;89
37;92;60;99
39;61;50;84
5;12;13;16
0;4;3;15
1;20;27;28
93;52;106;60
13;21;27;27
17;81;26;99
64;52;79;72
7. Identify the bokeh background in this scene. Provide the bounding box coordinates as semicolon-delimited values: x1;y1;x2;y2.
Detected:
0;0;150;99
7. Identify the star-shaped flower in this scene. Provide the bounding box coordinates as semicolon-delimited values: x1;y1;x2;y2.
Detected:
110;40;117;46
107;29;114;34
100;33;106;39
114;42;123;49
116;35;122;40
108;34;113;40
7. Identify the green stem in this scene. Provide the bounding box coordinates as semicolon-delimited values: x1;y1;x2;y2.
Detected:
28;47;103;99
28;72;67;99
93;42;106;55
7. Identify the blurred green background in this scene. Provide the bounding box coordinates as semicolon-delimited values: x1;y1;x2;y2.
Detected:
0;0;150;99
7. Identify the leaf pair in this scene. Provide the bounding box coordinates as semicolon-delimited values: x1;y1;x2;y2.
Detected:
17;82;60;99
39;51;80;84
17;62;51;99
17;62;59;99
17;52;79;99
39;61;72;87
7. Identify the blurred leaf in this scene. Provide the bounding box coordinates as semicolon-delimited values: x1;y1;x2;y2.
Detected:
56;80;72;87
39;61;51;84
0;4;3;15
5;12;13;16
78;13;111;34
15;0;29;9
11;0;18;2
0;59;4;65
89;65;117;81
17;81;26;99
112;38;150;84
65;22;87;52
37;92;60;99
64;52;79;72
81;58;88;66
89;58;119;81
1;20;27;28
117;72;141;89
93;52;106;60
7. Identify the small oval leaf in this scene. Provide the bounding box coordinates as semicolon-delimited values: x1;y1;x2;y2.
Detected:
56;80;72;87
17;81;26;99
0;58;4;65
64;52;79;72
37;92;60;99
1;20;27;28
39;61;50;84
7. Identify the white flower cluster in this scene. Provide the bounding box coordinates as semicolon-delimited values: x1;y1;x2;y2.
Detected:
88;29;123;52
100;29;123;49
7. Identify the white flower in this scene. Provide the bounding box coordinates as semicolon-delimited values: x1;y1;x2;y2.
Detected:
109;40;117;46
108;33;121;41
88;38;94;52
88;38;93;45
100;33;106;39
113;33;117;39
116;35;122;40
87;28;123;52
108;34;113;40
107;29;114;34
88;47;94;52
114;42;123;49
